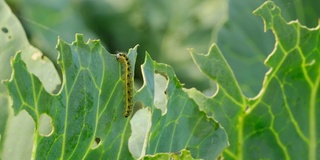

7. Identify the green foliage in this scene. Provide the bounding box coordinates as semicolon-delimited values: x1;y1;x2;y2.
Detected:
3;34;228;159
5;35;134;159
190;1;320;159
250;2;319;159
136;51;228;159
1;0;320;160
0;1;60;159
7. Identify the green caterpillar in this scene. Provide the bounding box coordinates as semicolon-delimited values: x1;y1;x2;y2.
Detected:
116;53;133;118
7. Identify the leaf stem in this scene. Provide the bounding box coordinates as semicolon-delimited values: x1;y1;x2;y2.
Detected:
237;114;244;160
309;68;319;160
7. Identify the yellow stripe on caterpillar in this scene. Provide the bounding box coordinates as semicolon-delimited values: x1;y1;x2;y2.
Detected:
116;53;133;118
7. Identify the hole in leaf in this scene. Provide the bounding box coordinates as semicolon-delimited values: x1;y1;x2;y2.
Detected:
154;73;168;115
132;101;143;116
129;108;152;159
3;110;34;157
39;114;53;136
203;81;218;97
1;27;8;33
91;137;101;149
95;137;101;144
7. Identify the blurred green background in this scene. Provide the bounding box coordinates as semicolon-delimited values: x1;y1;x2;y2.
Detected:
5;0;320;97
1;0;320;159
